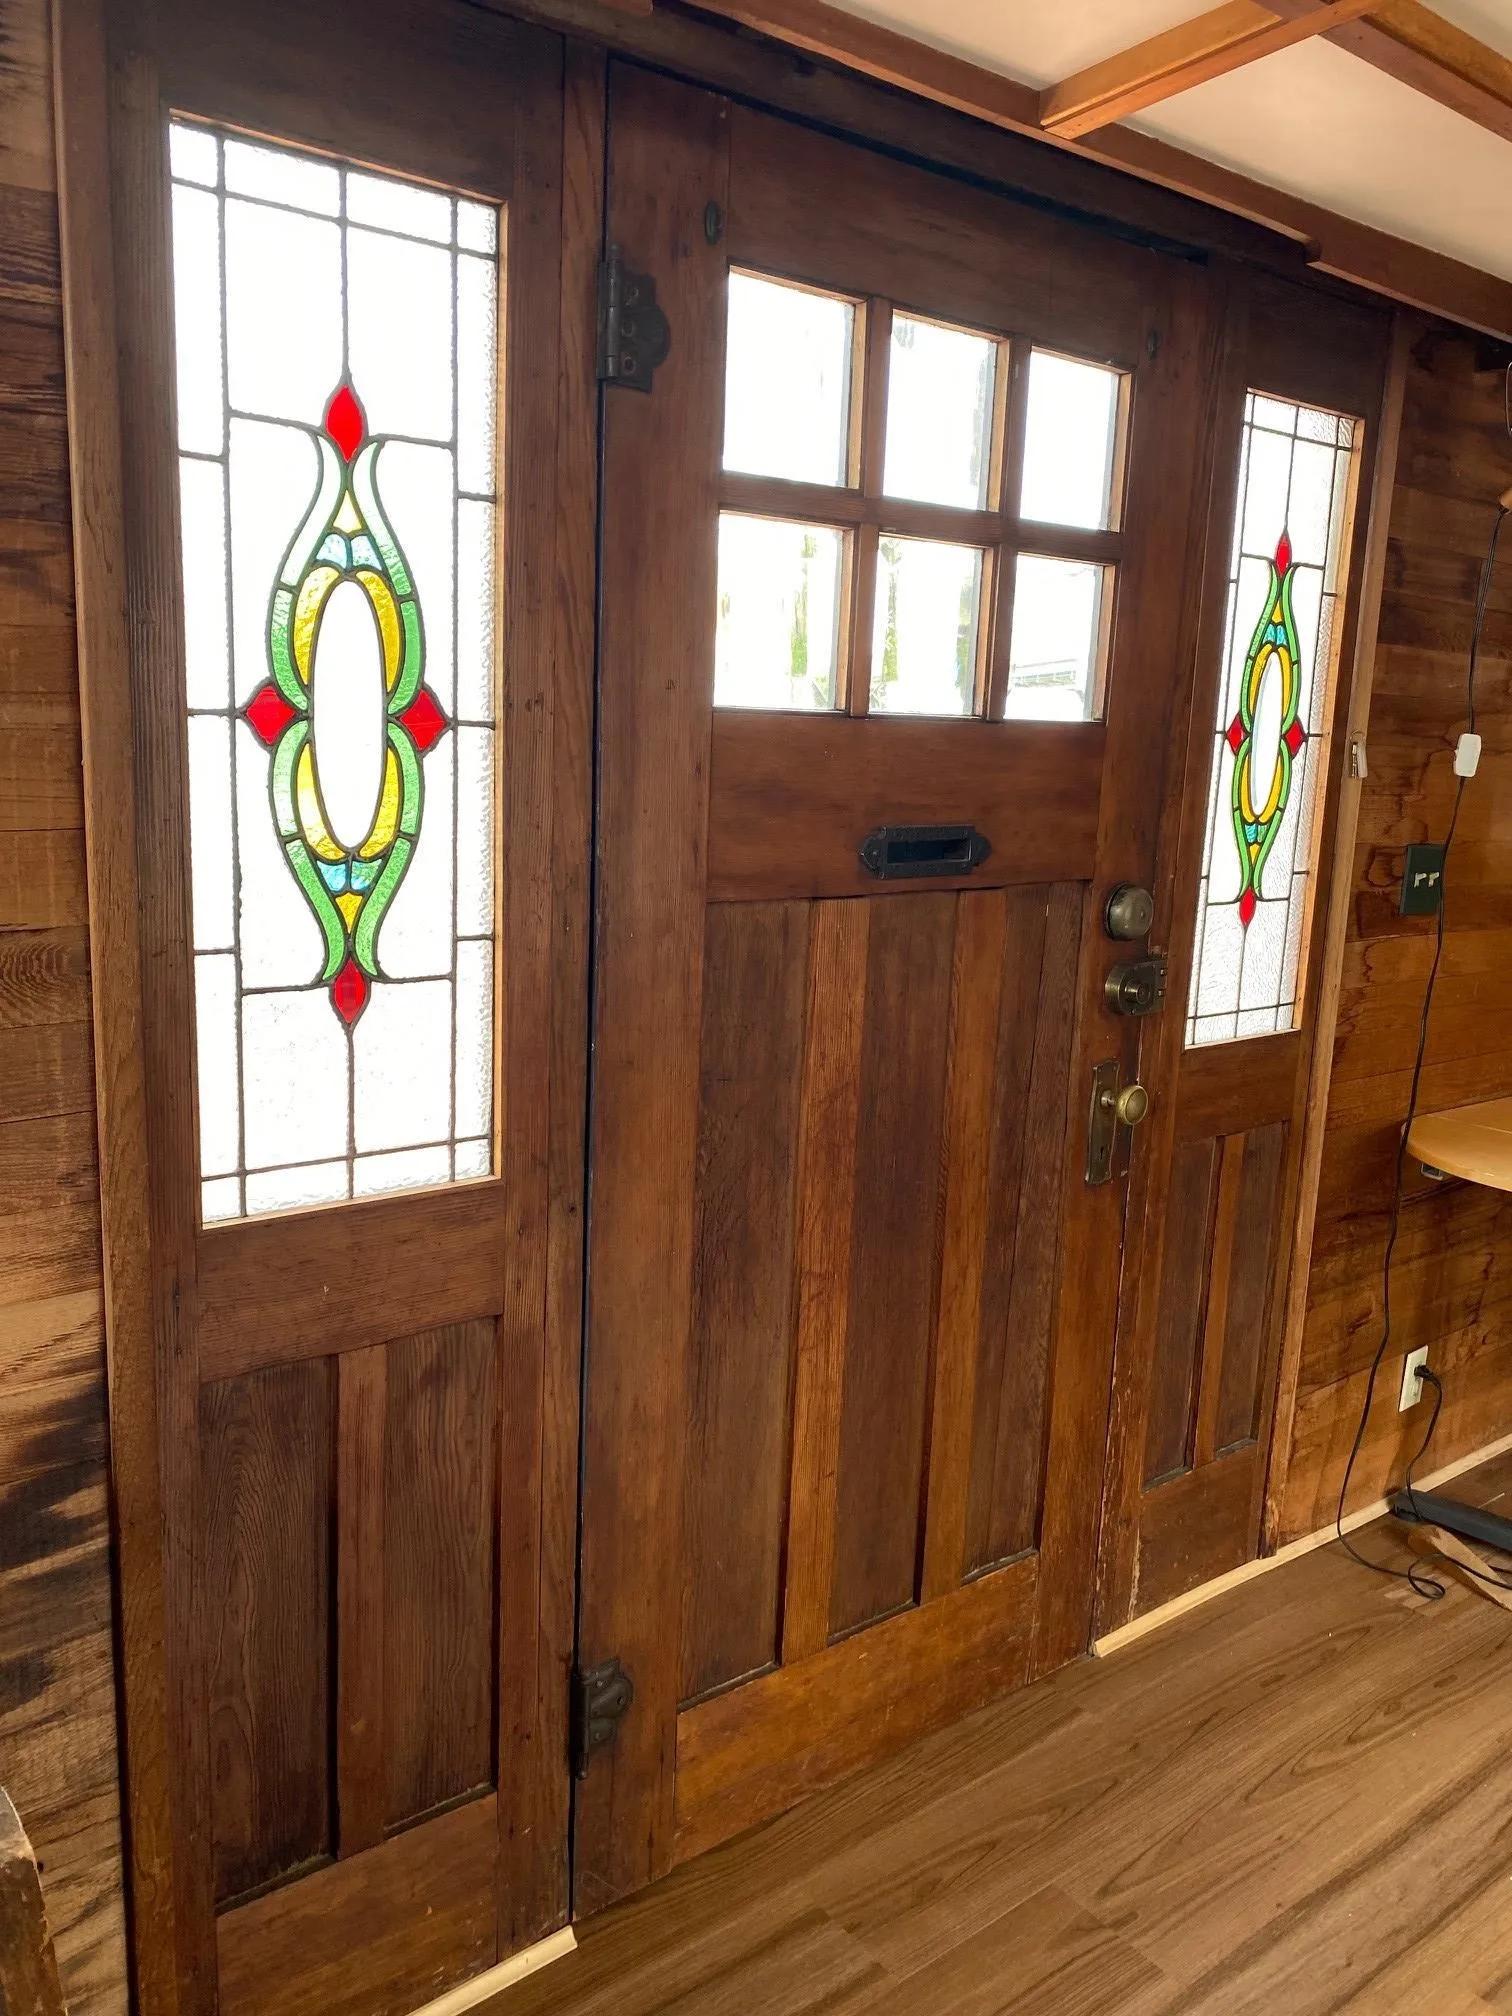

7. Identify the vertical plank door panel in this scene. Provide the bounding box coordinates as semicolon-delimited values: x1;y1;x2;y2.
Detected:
1216;1120;1287;1451
966;881;1081;1574
682;901;810;1706
1142;1136;1219;1486
829;892;955;1640
779;898;870;1665
384;1323;497;1830
200;1361;332;1904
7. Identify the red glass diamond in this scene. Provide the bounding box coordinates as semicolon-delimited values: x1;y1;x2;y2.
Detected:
244;681;298;747
1226;713;1246;755
1274;530;1292;576
331;956;370;1026
398;687;448;754
1283;717;1307;758
1238;887;1257;929
325;383;366;463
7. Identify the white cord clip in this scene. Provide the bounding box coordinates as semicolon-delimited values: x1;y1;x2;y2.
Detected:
1454;732;1482;778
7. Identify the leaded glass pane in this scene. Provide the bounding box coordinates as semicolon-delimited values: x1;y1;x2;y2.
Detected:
170;118;501;1219
1184;391;1359;1048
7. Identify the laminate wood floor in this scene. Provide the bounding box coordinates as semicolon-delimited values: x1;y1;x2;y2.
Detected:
496;1454;1512;2016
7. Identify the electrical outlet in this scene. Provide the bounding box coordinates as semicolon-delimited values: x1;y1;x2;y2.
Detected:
1400;1346;1430;1411
1400;844;1446;916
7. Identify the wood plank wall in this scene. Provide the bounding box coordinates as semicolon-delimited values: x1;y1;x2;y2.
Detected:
0;2;129;2011
1279;326;1512;1538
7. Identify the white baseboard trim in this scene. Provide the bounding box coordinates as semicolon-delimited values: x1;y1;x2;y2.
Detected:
1092;1426;1512;1659
408;1927;577;2016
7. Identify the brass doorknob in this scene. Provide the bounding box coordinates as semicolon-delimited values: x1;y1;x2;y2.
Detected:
1116;1082;1150;1127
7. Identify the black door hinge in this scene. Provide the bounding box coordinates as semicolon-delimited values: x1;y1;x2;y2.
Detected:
570;1656;634;1778
597;244;671;391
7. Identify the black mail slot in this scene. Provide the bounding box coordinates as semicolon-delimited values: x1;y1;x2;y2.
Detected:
858;824;993;880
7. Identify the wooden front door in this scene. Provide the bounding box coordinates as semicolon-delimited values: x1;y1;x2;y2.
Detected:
575;61;1225;1908
90;2;584;2012
1095;276;1392;1627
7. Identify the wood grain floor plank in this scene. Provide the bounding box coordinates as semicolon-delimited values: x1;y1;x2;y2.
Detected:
485;1482;1512;2016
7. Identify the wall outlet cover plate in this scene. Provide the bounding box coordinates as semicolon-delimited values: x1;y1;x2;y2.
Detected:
1400;843;1446;916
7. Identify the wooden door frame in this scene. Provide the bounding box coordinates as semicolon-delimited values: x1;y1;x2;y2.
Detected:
1093;272;1408;1630
51;2;601;2006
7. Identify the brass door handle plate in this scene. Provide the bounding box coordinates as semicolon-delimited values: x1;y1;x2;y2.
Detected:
1086;1061;1151;1185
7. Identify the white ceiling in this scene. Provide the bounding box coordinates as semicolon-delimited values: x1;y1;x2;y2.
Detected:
827;0;1512;280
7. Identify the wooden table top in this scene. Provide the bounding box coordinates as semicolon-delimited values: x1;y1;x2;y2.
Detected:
1408;1095;1512;1192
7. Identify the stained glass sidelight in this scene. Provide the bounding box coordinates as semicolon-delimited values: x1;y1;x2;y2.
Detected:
169;120;501;1221
1185;394;1358;1048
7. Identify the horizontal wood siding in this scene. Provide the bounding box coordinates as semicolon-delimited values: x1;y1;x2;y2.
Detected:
0;3;127;2011
1280;330;1512;1536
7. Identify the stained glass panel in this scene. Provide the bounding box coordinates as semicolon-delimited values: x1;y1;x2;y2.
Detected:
1185;392;1358;1048
170;119;501;1221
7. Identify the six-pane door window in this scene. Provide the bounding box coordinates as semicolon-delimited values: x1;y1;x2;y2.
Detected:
715;270;1127;721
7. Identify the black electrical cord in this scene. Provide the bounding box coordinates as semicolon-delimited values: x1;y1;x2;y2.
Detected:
1332;501;1507;1596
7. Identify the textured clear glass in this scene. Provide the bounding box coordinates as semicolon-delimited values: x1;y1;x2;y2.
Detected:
245;1161;349;1215
195;954;239;1177
353;980;451;1154
170;124;218;187
346;171;452;244
241;990;349;1170
883;316;996;511
179;456;230;709
723;274;854;487
1020;351;1122;531
1004;555;1106;721
457;201;497;255
347;228;453;441
457;256;498;495
171;185;223;455
714;514;844;711
354;1145;453;1196
187;715;234;951
171;118;501;1221
202;1175;242;1222
225;137;339;214
869;538;982;717
225;199;342;426
1185;391;1358;1047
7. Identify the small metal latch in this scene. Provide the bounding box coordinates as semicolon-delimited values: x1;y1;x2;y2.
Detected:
570;1656;634;1778
597;245;670;392
1104;954;1167;1017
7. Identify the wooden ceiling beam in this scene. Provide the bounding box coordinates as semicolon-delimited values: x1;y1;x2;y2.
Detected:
1322;0;1512;146
1038;0;1375;139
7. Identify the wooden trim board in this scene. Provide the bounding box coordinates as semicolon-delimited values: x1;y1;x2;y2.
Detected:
1261;309;1415;1550
1095;1424;1512;1656
406;1930;577;2016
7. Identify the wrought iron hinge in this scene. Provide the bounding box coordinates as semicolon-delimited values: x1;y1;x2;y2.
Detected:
597;244;671;391
570;1656;634;1778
